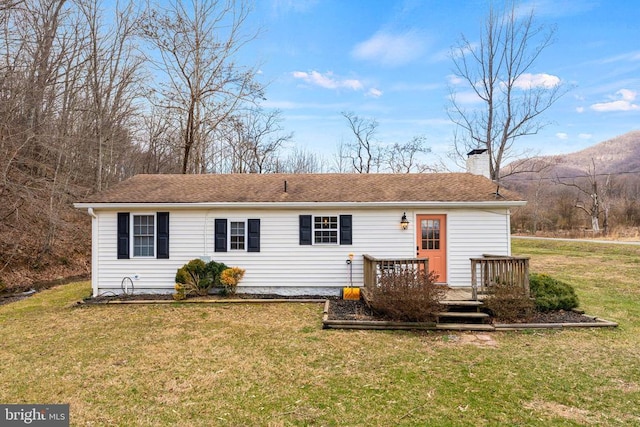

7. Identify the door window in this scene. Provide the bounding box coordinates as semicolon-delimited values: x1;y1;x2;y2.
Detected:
421;219;440;250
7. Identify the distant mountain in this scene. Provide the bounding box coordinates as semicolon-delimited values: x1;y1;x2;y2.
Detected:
504;130;640;181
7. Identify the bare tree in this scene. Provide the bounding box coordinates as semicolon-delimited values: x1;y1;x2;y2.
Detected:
208;108;292;173
385;136;432;173
341;111;381;173
556;160;611;234
341;112;435;173
79;0;144;191
330;140;351;173
234;108;292;173
140;0;263;174
449;1;565;181
616;176;640;228
279;147;325;173
136;102;182;174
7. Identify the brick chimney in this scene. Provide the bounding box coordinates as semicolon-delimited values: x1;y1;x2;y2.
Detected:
466;148;491;179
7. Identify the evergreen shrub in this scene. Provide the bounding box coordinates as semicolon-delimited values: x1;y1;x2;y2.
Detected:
529;273;579;312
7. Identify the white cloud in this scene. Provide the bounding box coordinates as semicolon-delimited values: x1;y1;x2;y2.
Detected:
367;88;383;98
591;100;639;112
451;91;483;105
352;30;426;67
590;89;640;112
292;71;363;91
618;88;636;101
341;79;364;91
597;50;640;65
513;73;561;89
291;70;383;98
447;74;465;86
553;132;591;141
576;106;585;113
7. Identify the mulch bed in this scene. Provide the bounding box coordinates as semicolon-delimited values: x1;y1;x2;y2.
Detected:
328;299;599;324
83;293;339;304
1;283;607;327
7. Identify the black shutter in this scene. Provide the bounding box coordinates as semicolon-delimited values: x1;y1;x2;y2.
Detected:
157;212;170;259
247;219;260;252
117;212;130;259
299;215;312;245
214;219;227;252
340;215;352;245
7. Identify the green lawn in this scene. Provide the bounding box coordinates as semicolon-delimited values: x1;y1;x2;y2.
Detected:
1;239;639;426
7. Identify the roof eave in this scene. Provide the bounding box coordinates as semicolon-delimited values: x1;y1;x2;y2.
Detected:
74;200;527;210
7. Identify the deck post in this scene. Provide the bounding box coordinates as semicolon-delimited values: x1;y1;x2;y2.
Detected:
471;259;478;300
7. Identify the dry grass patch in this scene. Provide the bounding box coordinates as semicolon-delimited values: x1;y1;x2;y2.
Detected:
524;400;601;425
0;240;639;426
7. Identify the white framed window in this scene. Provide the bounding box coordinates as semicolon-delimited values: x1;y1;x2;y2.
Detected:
314;215;338;244
229;220;246;251
133;214;155;257
215;218;260;253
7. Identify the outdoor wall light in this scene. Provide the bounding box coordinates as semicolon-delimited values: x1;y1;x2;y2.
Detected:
400;212;409;230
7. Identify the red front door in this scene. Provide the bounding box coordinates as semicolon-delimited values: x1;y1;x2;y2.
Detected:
416;214;447;283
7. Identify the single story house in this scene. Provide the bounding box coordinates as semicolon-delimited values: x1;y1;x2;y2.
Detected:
75;159;526;297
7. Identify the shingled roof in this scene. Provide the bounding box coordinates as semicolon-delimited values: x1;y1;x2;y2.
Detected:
77;173;525;205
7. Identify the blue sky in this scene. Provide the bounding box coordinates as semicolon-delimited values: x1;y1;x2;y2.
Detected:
244;0;640;169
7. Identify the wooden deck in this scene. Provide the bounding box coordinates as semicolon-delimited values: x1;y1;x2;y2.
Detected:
363;254;531;301
441;287;478;301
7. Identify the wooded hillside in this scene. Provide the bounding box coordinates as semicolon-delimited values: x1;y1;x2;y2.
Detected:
505;131;640;235
0;0;288;289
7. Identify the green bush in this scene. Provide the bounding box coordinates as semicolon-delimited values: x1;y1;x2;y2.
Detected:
206;261;228;289
529;273;579;312
174;259;229;297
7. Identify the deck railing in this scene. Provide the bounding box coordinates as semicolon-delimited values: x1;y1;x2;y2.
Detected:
470;255;530;300
362;254;429;289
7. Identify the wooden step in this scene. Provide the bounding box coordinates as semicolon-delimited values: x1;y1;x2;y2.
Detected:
440;300;483;307
436;323;495;331
436;311;489;318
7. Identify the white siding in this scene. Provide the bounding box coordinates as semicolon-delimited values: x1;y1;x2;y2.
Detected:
92;206;511;296
446;209;511;286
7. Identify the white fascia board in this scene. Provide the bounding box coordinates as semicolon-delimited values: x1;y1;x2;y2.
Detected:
74;200;527;210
